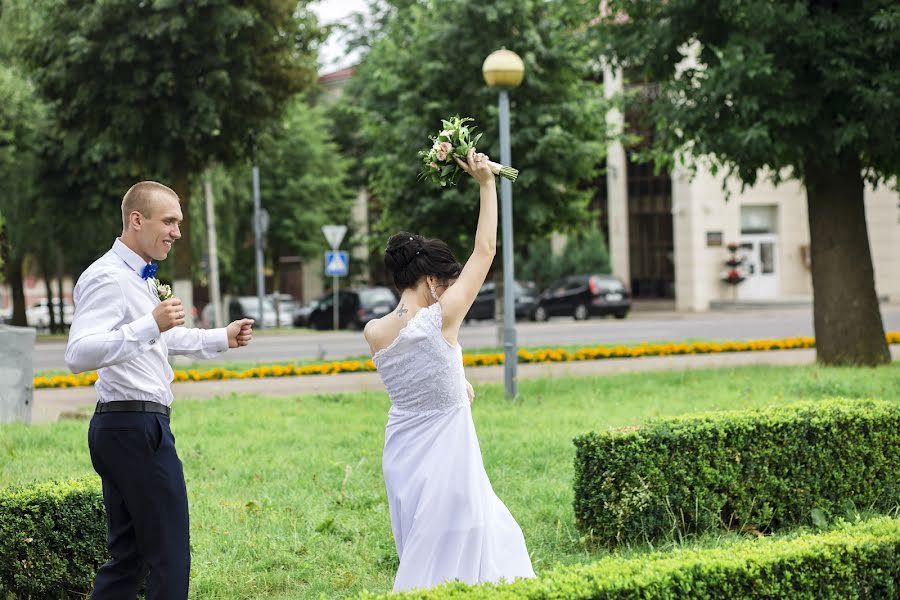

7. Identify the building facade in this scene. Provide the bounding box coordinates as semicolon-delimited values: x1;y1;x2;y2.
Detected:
600;66;900;311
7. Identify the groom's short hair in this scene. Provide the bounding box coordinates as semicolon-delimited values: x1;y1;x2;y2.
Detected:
121;181;179;229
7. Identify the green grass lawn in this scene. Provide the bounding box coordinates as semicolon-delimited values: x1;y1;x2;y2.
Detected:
3;363;899;598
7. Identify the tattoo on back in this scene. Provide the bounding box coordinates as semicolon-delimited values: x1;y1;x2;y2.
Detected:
396;303;408;318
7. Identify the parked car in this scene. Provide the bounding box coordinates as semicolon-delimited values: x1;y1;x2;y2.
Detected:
306;286;398;330
267;294;298;328
534;274;631;321
292;298;320;328
25;299;74;329
228;296;279;328
465;280;540;322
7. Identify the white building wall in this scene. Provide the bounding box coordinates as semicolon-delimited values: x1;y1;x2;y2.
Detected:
671;168;898;310
865;184;900;301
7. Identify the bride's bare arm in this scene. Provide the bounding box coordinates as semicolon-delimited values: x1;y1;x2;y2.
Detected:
439;149;497;335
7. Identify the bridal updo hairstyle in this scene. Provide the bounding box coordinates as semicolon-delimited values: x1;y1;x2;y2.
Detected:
384;232;463;292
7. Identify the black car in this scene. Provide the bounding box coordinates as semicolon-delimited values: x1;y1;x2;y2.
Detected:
534;274;631;321
465;280;539;322
306;286;398;330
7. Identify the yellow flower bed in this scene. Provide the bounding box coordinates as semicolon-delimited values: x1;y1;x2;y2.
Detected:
34;331;900;389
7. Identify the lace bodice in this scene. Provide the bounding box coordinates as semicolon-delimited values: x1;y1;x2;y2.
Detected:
372;302;468;413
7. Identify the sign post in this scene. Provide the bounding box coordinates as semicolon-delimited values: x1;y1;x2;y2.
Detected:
322;225;348;331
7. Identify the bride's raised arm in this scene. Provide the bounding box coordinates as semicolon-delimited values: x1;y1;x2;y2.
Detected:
438;148;498;335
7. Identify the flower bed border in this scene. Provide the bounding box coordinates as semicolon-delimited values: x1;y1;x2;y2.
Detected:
34;332;900;389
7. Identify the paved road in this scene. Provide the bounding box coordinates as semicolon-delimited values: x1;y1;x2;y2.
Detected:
31;305;900;371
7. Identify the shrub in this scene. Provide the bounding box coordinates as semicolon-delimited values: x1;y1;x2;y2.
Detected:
573;399;900;546
359;516;900;599
0;477;106;598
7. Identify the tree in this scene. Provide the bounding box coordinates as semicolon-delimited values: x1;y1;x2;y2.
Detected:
257;97;356;276
0;64;46;327
189;97;356;296
349;0;608;258
3;0;144;331
20;0;325;306
590;0;898;366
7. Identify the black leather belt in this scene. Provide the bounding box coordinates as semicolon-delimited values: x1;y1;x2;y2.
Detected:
95;400;170;417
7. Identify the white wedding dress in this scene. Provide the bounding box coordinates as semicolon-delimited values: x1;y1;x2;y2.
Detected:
372;302;535;592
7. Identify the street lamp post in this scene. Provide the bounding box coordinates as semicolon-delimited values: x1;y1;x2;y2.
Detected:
482;49;525;400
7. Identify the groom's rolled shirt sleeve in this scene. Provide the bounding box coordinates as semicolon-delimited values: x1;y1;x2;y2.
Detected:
65;273;161;374
163;326;229;359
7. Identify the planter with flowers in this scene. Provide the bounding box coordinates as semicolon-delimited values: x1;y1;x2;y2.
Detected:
721;242;748;296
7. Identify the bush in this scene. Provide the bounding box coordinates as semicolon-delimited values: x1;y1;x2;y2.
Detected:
358;516;900;599
0;477;106;599
573;399;900;546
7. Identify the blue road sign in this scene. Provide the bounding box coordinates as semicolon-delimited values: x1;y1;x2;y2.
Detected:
325;251;349;277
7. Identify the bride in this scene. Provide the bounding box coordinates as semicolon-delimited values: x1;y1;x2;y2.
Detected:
364;149;535;591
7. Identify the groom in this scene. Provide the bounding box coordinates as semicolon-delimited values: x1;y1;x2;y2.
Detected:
66;181;254;600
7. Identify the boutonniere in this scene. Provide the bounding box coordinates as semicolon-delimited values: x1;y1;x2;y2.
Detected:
154;278;173;301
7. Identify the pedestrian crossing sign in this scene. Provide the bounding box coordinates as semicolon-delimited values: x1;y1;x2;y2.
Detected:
325;251;349;277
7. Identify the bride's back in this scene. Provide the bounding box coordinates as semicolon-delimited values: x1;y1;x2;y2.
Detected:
372;303;468;413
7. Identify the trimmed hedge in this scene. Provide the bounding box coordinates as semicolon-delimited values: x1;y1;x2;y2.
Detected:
359;516;900;599
573;399;900;546
0;477;106;598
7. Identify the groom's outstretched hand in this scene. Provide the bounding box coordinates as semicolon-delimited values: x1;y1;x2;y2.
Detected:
226;319;254;348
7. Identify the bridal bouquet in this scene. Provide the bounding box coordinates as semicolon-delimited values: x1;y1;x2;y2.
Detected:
419;116;518;187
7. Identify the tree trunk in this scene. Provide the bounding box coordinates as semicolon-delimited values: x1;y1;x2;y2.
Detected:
41;255;57;333
7;252;27;327
56;252;67;332
805;155;889;366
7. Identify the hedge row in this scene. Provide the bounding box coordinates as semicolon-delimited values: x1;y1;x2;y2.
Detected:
0;477;106;598
359;516;900;599
573;399;900;546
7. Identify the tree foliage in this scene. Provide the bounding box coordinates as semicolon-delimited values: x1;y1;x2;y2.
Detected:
0;64;47;324
188;97;357;294
257;97;357;264
348;0;608;257
589;1;900;185
19;0;326;284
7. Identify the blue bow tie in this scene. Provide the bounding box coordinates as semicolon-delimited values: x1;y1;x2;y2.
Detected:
140;263;158;280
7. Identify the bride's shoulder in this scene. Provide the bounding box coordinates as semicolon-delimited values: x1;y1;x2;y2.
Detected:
365;315;398;354
364;316;384;347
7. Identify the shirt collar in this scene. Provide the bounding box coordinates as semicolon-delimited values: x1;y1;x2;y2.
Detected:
112;238;152;277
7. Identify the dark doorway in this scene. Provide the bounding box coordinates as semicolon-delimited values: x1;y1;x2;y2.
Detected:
626;156;674;298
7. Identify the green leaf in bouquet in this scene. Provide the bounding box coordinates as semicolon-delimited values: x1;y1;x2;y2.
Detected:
441;164;455;176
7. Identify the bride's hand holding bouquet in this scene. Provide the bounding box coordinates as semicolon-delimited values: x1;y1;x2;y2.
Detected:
454;148;495;187
419;116;518;187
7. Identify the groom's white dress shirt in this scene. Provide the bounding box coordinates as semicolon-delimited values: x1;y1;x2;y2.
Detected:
66;238;228;406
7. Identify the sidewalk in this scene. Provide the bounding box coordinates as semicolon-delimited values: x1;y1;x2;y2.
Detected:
31;346;900;424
